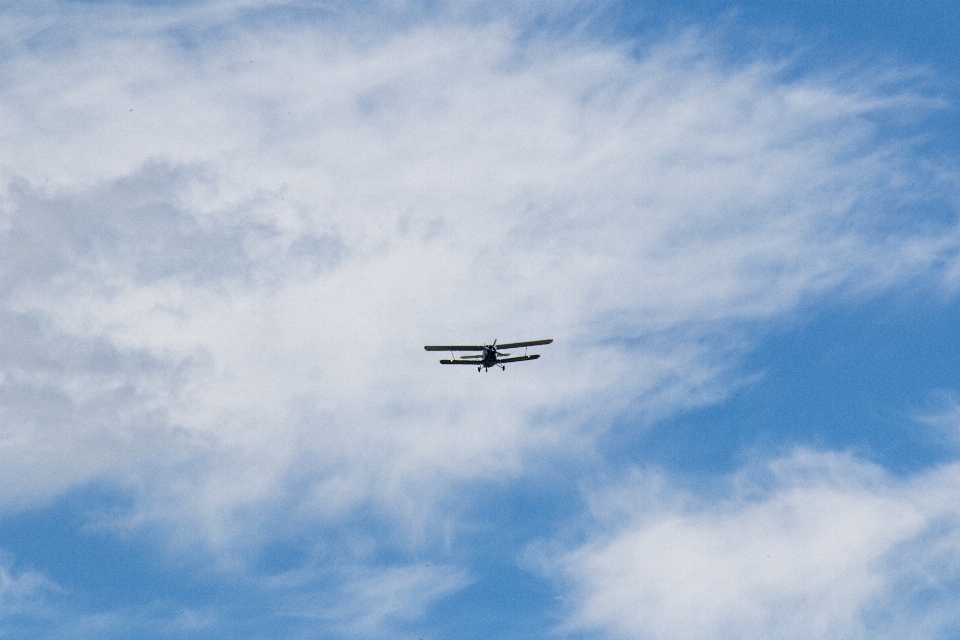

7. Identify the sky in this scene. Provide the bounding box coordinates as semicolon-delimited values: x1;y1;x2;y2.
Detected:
2;1;960;638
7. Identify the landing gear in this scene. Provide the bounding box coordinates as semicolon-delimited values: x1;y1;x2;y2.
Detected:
478;366;482;372
500;364;505;371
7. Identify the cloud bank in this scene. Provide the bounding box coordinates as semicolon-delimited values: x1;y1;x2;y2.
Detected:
553;449;960;639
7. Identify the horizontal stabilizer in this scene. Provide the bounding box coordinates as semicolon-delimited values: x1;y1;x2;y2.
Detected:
498;354;540;363
496;339;553;349
425;345;485;352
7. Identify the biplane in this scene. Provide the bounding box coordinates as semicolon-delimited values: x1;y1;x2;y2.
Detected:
424;339;553;371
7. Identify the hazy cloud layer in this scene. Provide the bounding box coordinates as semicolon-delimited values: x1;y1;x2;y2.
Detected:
2;2;959;634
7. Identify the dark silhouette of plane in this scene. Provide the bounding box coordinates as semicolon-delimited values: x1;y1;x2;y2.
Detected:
425;339;553;372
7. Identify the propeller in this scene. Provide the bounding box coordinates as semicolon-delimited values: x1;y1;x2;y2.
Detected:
484;340;510;358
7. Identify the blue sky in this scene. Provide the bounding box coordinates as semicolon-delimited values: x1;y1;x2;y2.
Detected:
2;1;960;638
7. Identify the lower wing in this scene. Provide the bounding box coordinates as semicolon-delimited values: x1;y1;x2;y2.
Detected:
497;354;540;363
439;359;486;365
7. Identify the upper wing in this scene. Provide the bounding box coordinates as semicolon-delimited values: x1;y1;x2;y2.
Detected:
498;354;540;363
425;345;485;351
496;339;553;349
439;359;485;365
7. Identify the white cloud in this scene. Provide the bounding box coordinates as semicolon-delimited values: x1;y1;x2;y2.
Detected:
1;1;959;630
0;0;953;529
551;449;960;639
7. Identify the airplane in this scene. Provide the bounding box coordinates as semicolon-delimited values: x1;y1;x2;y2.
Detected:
424;339;553;372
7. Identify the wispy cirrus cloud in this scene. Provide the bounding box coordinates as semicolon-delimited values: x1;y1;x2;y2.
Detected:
288;563;469;636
